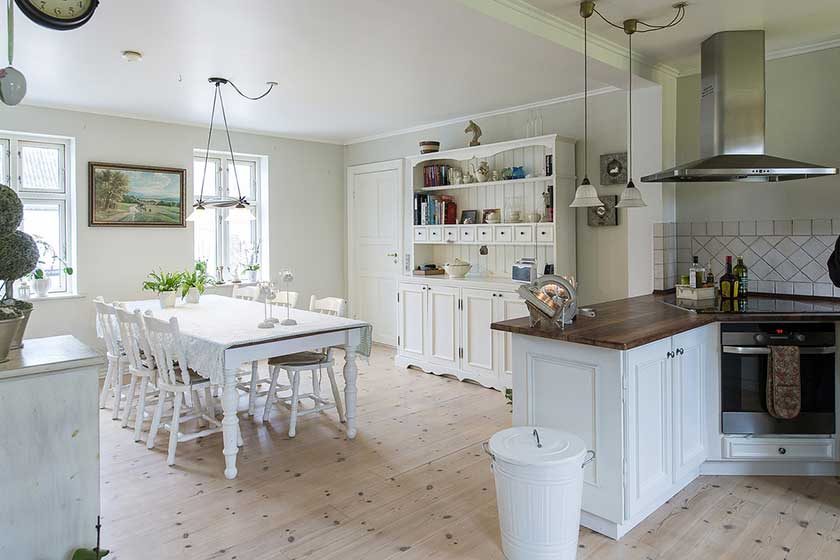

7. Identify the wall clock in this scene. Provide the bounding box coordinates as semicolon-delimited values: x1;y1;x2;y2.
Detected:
15;0;99;31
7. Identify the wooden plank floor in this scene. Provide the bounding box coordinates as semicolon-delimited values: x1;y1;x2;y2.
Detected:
101;345;840;559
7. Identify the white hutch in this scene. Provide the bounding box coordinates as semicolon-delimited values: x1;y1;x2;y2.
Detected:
396;134;577;389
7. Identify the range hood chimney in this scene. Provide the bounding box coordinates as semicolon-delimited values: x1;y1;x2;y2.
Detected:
642;30;838;183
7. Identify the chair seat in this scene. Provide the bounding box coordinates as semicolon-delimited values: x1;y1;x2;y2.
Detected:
268;351;329;367
172;366;208;386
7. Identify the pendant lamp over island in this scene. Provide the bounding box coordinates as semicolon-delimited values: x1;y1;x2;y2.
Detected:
617;26;646;208
187;77;278;223
569;3;603;208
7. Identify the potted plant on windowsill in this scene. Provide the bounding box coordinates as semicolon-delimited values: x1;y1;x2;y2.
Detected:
28;239;74;298
181;264;213;304
142;271;183;309
242;263;260;283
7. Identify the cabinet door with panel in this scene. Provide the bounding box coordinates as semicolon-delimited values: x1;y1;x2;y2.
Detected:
426;285;460;367
671;327;711;481
461;288;497;376
398;283;426;359
624;338;673;520
496;292;528;382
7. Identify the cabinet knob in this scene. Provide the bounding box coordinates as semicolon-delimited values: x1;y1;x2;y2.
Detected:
778;447;787;455
676;348;684;355
667;351;675;359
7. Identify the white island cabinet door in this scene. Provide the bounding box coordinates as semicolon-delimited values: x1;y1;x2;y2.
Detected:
426;285;460;367
624;338;673;521
497;292;528;382
672;326;713;481
398;283;426;359
461;288;496;376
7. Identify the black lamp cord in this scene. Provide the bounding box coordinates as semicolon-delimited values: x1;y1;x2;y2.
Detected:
583;15;588;183
628;32;632;185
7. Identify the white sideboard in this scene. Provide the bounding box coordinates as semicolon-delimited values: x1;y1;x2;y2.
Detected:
396;276;528;390
0;336;102;559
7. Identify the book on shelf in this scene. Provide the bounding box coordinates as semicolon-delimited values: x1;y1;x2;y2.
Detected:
413;193;457;226
423;164;451;187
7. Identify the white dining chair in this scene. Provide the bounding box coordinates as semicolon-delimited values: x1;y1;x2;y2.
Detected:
114;306;160;442
232;285;261;301
262;295;347;437
94;297;129;419
142;312;224;466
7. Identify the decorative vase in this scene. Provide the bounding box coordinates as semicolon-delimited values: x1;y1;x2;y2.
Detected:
185;287;200;304
0;316;23;363
32;278;49;298
158;291;177;308
246;270;257;282
9;308;31;350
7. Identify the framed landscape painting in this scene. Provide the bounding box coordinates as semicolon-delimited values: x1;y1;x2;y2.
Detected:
89;162;186;227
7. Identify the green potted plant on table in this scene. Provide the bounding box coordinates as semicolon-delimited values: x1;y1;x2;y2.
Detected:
0;184;40;355
142;270;184;309
181;264;213;304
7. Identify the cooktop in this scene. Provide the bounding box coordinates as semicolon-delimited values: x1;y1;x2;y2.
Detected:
662;294;840;314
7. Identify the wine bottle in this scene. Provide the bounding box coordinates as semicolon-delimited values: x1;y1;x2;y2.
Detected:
720;255;740;299
733;256;748;297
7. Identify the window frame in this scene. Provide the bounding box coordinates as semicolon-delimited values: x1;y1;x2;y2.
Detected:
192;151;262;278
1;132;75;296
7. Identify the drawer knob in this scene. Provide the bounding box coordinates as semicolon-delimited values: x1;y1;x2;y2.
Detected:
778;447;787;455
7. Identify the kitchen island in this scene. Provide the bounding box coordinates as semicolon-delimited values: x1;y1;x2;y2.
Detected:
492;293;840;539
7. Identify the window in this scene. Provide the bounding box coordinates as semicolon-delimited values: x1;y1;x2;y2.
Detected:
192;151;264;278
1;133;74;295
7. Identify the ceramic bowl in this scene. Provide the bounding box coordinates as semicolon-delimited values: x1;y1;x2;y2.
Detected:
419;141;440;154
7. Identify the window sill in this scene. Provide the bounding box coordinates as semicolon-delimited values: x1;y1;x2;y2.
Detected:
26;293;86;303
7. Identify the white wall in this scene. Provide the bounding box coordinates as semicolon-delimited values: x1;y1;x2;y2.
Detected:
675;47;840;221
0;104;345;346
345;88;663;305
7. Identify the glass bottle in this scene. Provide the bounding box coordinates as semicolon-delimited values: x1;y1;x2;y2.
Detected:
689;256;701;288
719;256;740;299
733;256;748;297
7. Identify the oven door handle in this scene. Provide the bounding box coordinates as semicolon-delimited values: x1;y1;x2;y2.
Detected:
722;345;836;355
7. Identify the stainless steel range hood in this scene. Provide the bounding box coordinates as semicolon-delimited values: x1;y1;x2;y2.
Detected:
642;30;838;183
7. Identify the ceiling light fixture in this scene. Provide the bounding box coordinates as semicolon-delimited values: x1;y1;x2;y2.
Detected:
187;77;278;223
617;23;646;208
121;50;143;62
569;2;603;208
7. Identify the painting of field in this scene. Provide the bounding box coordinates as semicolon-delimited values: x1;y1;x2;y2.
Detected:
89;162;186;227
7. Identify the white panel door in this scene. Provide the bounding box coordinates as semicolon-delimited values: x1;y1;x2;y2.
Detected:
497;292;528;381
461;288;496;377
397;283;425;359
426;285;460;367
672;328;709;481
624;338;673;520
349;163;401;346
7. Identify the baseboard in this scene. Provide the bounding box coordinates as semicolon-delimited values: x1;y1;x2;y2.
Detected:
701;460;840;476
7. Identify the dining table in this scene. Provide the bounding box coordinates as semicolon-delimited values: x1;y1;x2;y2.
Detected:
124;294;369;479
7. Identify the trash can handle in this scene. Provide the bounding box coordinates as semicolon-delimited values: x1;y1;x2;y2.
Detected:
482;441;495;461
533;429;542;448
582;450;596;468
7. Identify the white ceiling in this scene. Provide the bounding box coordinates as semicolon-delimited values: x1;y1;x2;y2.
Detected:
526;0;840;73
2;0;614;144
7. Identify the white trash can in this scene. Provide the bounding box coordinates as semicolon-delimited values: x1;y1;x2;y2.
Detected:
484;426;594;560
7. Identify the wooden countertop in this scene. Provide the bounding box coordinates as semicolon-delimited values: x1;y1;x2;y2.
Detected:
491;294;840;350
0;335;102;381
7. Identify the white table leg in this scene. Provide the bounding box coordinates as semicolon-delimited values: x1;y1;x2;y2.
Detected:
222;368;241;479
342;346;359;439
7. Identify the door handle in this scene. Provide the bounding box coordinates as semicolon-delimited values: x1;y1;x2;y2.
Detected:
386;252;398;257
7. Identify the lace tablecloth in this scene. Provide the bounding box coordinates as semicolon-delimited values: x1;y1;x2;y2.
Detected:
123;295;367;385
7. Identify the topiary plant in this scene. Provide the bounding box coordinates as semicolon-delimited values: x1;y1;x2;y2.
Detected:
0;184;23;235
0;183;40;300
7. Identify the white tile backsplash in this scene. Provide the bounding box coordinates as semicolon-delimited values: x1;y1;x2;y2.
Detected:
659;219;839;298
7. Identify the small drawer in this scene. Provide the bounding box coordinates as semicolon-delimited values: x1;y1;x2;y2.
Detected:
459;226;476;243
514;225;533;243
443;226;459;243
494;225;513;243
723;437;836;461
428;226;443;243
536;224;554;243
414;227;428;242
476;226;493;242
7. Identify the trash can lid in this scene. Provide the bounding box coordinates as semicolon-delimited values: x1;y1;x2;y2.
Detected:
488;426;586;466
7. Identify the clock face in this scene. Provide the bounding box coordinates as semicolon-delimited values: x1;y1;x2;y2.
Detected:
16;0;99;29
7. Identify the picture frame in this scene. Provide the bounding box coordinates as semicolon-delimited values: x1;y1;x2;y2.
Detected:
460;209;478;224
587;195;619;227
482;208;500;223
600;152;627;185
89;162;186;227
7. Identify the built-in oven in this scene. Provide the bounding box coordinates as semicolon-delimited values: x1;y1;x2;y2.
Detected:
721;323;836;435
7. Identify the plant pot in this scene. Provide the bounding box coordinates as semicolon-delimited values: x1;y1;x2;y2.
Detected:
185;287;201;304
245;270;257;282
0;316;24;363
158;291;177;309
9;308;31;350
32;278;50;298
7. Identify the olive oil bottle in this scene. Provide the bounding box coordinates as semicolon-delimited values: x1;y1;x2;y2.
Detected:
720;255;740;299
733;256;748;297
